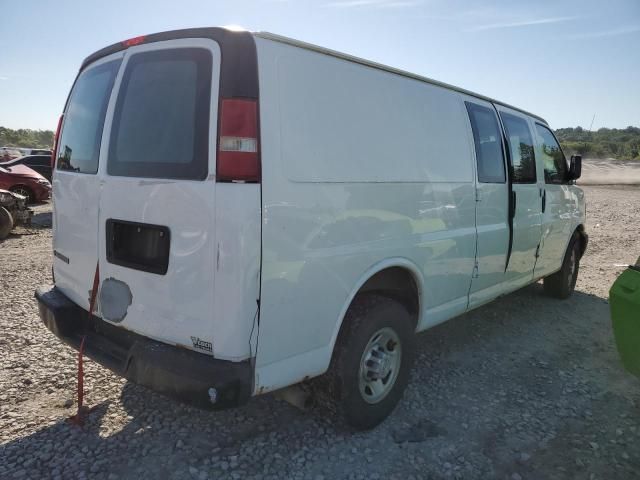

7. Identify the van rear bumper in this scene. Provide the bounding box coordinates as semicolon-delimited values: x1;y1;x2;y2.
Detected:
35;285;253;410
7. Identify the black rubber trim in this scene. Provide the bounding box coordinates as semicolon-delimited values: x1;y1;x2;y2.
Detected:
35;285;253;410
80;27;259;99
492;103;515;272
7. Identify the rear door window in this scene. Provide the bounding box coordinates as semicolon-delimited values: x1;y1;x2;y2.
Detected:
535;123;568;184
465;102;506;183
500;112;537;183
57;59;121;174
107;48;212;180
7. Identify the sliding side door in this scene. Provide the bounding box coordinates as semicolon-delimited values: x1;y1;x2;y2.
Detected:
464;99;510;308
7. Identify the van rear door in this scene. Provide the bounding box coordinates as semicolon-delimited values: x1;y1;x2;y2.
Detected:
96;39;221;353
53;30;262;362
52;53;123;311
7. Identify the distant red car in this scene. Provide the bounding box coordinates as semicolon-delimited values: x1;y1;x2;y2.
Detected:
0;164;51;204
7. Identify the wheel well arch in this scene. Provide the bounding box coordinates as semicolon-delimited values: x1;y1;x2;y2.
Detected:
328;259;423;356
358;267;420;321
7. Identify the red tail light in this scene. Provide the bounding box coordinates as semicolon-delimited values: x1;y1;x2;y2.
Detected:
217;98;260;183
51;114;63;169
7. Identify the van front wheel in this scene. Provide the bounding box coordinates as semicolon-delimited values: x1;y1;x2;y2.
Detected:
319;294;415;430
543;234;580;299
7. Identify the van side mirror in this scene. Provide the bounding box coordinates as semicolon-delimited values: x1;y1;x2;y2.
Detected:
567;155;582;181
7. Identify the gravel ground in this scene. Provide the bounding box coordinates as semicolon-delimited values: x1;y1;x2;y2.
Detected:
1;186;639;480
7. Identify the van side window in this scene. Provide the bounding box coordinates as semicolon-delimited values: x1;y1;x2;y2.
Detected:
56;60;121;174
108;48;212;180
535;123;568;184
465;102;506;183
500;113;537;183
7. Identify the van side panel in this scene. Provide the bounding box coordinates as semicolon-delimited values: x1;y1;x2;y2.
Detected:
254;38;476;392
276;54;473;183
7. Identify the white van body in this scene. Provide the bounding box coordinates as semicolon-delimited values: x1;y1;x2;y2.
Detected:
37;28;586;424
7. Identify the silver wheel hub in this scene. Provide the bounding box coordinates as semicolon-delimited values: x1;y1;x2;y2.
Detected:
359;327;402;404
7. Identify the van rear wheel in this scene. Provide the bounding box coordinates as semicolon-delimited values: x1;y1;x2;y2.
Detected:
317;294;415;430
543;234;580;299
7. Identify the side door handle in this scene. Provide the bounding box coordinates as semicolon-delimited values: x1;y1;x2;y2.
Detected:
541;188;546;213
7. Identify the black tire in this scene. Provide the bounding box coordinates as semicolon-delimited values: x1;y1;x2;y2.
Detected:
9;185;34;204
0;206;14;240
315;294;415;430
543;234;580;299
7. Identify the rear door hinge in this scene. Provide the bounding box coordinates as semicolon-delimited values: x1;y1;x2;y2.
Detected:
472;261;479;278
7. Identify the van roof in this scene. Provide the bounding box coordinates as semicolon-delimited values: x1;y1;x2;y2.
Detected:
80;27;547;125
254;31;548;125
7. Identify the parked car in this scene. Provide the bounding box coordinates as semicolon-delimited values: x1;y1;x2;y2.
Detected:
0;164;51;203
19;148;53;157
36;27;586;430
610;257;640;377
3;155;53;181
0;189;32;240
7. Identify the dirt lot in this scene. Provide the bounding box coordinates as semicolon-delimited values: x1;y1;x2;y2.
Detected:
579;159;640;186
1;186;639;480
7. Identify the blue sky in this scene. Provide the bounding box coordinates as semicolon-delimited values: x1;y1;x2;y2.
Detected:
1;0;638;131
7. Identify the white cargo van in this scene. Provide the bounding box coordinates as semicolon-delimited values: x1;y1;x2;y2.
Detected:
36;27;587;429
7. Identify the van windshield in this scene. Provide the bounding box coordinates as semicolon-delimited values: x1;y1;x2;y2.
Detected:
107;48;212;180
57;59;121;174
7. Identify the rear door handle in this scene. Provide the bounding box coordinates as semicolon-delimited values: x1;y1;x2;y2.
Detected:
541;189;546;213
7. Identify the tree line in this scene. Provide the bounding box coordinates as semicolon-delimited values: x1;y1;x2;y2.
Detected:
2;125;639;160
0;127;54;149
555;126;640;161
